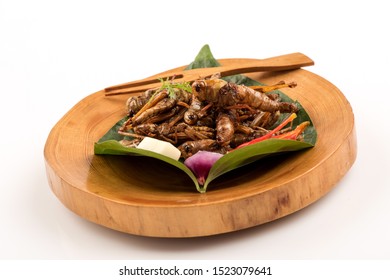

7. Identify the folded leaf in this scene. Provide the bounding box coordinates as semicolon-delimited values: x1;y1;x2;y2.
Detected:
94;45;317;192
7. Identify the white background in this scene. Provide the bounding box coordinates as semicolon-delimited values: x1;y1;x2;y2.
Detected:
1;0;389;263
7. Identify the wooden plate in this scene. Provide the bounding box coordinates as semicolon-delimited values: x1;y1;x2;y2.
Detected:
44;59;357;237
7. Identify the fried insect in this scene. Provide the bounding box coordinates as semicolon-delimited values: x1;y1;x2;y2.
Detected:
126;88;155;116
250;111;281;128
184;95;204;125
132;88;191;126
116;74;308;159
191;75;298;113
178;139;226;159
215;111;236;147
120;122;215;144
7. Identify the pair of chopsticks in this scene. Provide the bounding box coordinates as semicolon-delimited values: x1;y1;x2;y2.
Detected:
104;52;314;96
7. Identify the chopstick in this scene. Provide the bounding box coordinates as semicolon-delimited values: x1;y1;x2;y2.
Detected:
104;52;314;96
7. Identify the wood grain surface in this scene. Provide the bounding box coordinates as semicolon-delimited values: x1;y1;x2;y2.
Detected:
44;60;357;237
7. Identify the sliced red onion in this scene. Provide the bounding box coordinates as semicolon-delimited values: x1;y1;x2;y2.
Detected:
184;151;223;185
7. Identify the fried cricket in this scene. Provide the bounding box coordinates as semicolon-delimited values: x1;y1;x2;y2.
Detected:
117;74;309;159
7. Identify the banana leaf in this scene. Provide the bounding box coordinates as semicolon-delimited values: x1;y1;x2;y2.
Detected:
94;45;317;193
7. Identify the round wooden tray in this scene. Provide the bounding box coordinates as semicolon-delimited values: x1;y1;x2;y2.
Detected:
44;60;357;237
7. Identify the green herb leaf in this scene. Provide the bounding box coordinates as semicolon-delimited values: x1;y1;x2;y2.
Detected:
158;77;192;98
94;45;317;192
94;139;201;191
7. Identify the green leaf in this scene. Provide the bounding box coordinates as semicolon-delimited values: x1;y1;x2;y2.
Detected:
158;77;192;98
94;140;201;192
185;44;221;69
94;44;317;192
204;139;313;189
